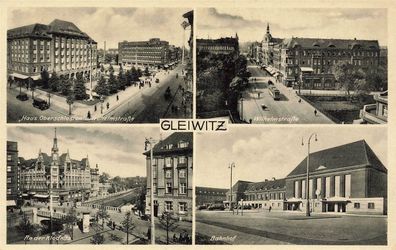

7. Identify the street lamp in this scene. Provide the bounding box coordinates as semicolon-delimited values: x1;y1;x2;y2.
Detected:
228;162;235;214
301;133;318;217
145;137;157;245
89;41;93;100
100;95;104;114
47;92;51;107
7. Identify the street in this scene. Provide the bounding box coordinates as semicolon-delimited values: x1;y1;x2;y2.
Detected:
241;64;334;124
196;210;387;245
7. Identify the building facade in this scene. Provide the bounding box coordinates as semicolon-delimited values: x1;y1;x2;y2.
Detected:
197;35;239;55
118;38;172;67
7;19;97;81
223;140;387;215
196;187;228;206
7;141;20;204
145;132;193;220
18;129;100;205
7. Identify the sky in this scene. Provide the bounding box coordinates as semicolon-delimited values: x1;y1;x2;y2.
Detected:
196;126;387;189
7;126;171;178
8;8;192;49
197;8;387;46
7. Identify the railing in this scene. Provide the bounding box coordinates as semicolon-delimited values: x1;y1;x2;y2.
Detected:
360;104;387;124
80;203;121;212
37;210;67;220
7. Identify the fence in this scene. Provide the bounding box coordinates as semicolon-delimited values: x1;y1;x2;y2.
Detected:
80;203;121;212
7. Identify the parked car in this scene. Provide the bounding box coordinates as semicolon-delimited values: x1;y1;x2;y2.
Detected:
208;204;225;211
32;97;49;110
16;93;28;101
155;78;159;83
268;80;274;86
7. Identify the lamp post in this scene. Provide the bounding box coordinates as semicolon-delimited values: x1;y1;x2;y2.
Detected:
145;137;157;245
100;95;104;114
228;162;235;214
301;133;318;217
47;92;51;107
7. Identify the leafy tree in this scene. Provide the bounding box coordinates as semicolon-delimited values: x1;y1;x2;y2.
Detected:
130;67;139;82
108;65;114;74
74;73;88;100
63;207;78;240
49;72;60;92
99;172;111;183
158;212;179;244
16;212;36;244
121;211;135;244
135;185;147;215
95;76;109;96
365;65;387;91
117;70;127;90
29;78;36;99
96;205;110;229
91;232;105;244
144;67;150;77
332;61;365;96
137;68;142;78
41;69;50;89
60;78;73;96
125;70;132;87
66;94;74;115
100;64;105;73
108;72;119;94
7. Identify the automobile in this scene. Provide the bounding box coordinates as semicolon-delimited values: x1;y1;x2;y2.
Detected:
32;97;49;110
268;80;274;86
16;93;28;101
155;78;159;83
261;104;269;111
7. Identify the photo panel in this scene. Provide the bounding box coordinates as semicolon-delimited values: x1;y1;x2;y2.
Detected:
195;126;387;245
6;126;193;245
7;8;193;124
195;8;388;124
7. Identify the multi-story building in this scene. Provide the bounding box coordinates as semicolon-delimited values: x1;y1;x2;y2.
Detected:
7;19;97;82
18;129;100;205
249;41;262;63
260;25;381;89
7;141;20;205
197;34;239;55
358;91;388;124
223;140;387;215
196;187;228;206
90;164;100;197
145;132;193;220
118;38;171;67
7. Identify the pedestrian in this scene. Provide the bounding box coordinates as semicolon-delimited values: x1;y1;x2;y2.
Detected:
94;105;97;112
298;98;301;103
258;92;260;98
107;102;110;109
269;206;272;212
87;111;91;119
116;95;119;101
314;109;317;116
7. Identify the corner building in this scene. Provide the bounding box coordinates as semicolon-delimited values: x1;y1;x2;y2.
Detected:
7;19;97;81
145;133;193;220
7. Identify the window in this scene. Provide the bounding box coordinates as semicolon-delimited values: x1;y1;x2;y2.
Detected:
7;177;12;183
179;202;187;212
166;182;172;194
7;154;12;161
153;183;157;194
7;189;11;195
179;169;186;178
178;141;188;148
179;183;187;194
7;166;12;172
165;157;171;167
368;203;375;209
165;170;172;178
165;201;173;211
354;203;360;209
178;156;186;164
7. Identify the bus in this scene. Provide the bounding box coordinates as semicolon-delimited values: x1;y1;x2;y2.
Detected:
268;86;280;100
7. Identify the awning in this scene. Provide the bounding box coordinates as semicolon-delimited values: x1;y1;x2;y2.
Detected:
31;75;41;80
10;73;29;79
34;194;49;198
300;67;314;72
7;200;16;206
22;194;29;197
324;197;350;202
285;198;303;202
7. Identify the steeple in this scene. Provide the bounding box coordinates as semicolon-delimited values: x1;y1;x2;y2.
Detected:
266;23;270;34
235;32;239;40
52;128;58;154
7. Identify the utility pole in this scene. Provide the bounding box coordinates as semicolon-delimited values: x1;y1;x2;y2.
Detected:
229;162;235;214
302;133;318;217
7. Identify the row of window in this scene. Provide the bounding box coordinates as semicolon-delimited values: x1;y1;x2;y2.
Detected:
354;202;376;209
287;50;378;57
244;192;284;201
165;201;188;212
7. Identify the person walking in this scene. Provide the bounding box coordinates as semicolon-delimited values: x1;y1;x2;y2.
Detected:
269;206;272;212
107;102;110;109
87;111;91;119
94;105;97;112
314;109;317;116
116;95;119;101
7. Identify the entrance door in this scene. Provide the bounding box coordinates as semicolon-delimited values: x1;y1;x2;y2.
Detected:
154;204;158;217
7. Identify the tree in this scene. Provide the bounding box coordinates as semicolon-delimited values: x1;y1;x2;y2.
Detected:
49;72;60;92
29;78;36;99
17;81;24;96
96;205;110;229
332;61;365;96
60;78;73;96
95;76;109;96
108;65;114;74
125;70;132;87
41;69;50;89
130;67;139;82
117;70;127;90
99;172;111;183
121;212;135;244
66;94;74;115
135;185;146;216
144;67;150;77
158;212;179;244
91;232;105;244
74;73;88;100
137;68;143;78
16;212;36;244
365;65;387;91
108;72;119;94
63;207;78;240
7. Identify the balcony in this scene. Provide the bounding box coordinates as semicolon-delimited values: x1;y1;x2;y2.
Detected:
360;104;387;124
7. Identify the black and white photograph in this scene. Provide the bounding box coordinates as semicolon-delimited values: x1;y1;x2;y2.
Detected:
196;8;388;124
6;127;193;245
7;8;193;123
195;127;387;245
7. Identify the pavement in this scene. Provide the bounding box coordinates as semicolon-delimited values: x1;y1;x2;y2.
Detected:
241;64;334;124
195;210;387;245
7;65;190;123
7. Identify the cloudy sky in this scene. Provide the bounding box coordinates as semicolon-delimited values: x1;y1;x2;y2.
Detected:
7;126;169;178
197;8;387;46
196;127;387;188
8;8;192;49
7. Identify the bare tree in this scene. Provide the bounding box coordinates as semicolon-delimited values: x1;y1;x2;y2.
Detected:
158;212;179;244
121;211;135;244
